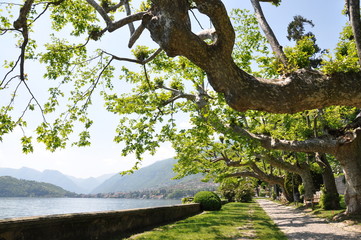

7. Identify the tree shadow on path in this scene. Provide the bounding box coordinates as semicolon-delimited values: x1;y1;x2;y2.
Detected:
256;198;361;240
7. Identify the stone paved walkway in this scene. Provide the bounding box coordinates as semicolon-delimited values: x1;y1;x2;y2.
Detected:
256;198;361;240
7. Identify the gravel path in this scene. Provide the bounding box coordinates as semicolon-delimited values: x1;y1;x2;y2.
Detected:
256;198;361;240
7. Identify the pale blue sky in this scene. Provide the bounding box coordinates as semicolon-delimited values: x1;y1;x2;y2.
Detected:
0;0;347;178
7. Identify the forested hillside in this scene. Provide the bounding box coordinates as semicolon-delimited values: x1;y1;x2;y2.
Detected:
0;176;77;197
92;159;217;194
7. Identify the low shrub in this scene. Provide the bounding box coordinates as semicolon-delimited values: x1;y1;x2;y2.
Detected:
193;191;222;211
181;197;194;204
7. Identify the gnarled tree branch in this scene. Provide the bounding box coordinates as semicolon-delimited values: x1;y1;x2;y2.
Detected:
124;0;135;35
103;48;162;65
228;166;284;187
231;125;338;154
211;67;361;114
141;0;361;114
250;0;287;65
128;24;146;48
109;11;146;32
85;0;112;26
194;0;235;56
13;0;34;29
104;0;126;13
144;0;208;59
13;0;34;81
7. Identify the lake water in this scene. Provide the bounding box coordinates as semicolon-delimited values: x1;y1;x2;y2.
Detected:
0;198;181;219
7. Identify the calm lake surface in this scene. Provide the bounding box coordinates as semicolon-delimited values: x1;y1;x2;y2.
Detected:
0;198;181;219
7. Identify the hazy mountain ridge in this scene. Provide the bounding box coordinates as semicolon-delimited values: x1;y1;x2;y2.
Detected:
92;159;216;194
0;167;112;194
67;173;114;193
0;176;76;197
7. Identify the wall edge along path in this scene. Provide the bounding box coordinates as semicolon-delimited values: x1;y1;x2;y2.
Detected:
0;203;201;240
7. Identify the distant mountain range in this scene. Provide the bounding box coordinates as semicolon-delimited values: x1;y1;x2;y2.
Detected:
0;176;76;197
92;159;216;194
0;159;217;195
0;167;113;194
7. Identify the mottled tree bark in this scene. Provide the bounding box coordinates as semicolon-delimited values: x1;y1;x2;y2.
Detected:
316;153;341;210
299;163;316;203
334;130;361;214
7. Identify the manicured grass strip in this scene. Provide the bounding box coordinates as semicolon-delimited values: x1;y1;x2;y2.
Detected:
127;202;287;240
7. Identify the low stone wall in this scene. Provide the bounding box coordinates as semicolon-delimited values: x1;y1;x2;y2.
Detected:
0;203;201;240
335;175;346;195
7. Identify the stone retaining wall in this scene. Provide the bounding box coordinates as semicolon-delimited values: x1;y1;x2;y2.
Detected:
0;203;201;240
335;175;346;195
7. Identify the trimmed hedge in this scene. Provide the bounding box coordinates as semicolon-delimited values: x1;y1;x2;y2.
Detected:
193;191;222;211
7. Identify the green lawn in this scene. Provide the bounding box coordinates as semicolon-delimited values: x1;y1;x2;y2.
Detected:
126;202;287;240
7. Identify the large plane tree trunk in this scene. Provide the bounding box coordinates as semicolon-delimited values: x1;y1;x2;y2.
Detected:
316;153;341;210
298;163;315;203
335;130;361;215
280;185;293;202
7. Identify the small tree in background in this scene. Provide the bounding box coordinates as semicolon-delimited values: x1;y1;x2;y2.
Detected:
219;178;254;203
